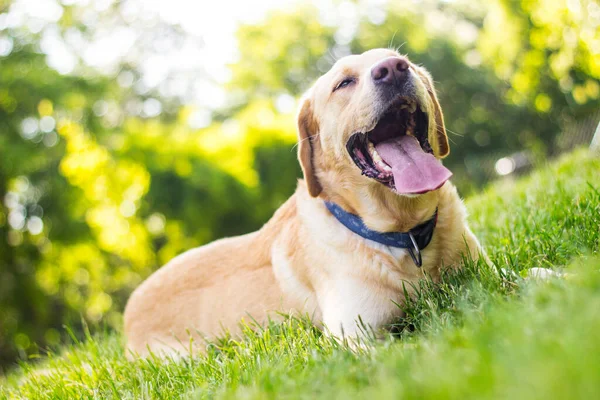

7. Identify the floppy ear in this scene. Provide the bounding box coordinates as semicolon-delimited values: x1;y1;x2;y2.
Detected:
417;69;450;158
297;97;322;197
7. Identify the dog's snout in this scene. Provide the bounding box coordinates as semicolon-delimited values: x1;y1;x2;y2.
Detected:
371;57;409;86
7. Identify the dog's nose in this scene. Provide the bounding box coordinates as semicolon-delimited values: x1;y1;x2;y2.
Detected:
371;57;409;85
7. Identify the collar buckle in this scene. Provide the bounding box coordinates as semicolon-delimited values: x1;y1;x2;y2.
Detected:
407;232;423;268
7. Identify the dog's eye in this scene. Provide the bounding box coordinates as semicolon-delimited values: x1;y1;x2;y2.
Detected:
333;78;355;92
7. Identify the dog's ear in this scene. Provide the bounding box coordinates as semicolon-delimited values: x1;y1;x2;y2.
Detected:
297;97;322;197
416;69;450;158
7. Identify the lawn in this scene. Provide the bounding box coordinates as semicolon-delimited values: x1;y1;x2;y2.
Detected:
1;148;599;400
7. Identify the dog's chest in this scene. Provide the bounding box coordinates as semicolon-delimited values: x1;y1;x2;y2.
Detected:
357;241;418;283
364;239;410;262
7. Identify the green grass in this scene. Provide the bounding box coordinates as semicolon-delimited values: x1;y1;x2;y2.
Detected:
2;148;599;399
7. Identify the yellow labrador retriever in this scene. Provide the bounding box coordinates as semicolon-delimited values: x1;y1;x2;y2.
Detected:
124;48;483;357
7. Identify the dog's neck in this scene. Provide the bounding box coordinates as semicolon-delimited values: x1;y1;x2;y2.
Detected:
320;181;442;233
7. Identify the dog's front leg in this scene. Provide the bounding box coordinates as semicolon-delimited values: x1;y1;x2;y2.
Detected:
318;277;396;348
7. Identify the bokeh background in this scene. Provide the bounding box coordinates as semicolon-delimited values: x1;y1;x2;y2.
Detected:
0;0;598;370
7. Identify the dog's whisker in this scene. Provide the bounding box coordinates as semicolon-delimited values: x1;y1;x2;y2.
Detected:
388;32;399;49
291;134;320;151
389;40;406;55
445;128;464;137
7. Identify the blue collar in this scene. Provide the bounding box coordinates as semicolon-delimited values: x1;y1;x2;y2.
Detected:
324;201;438;268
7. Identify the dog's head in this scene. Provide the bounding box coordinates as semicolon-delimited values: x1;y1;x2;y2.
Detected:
297;48;451;200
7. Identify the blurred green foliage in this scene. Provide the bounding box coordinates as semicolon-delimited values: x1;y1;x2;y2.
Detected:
0;0;598;369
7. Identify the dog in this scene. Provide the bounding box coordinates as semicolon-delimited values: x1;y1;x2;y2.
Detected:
124;48;484;357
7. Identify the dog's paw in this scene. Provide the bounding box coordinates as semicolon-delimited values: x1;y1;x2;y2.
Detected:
524;267;564;280
498;267;565;284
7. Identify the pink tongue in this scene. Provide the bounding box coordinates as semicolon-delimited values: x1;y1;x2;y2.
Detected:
374;135;452;194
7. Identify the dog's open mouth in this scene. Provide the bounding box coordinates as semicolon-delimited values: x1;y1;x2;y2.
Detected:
346;97;452;195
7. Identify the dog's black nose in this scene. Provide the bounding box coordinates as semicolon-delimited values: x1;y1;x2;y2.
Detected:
371;57;409;85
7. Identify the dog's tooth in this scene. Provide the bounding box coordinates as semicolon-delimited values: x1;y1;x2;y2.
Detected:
368;141;393;173
408;101;417;113
377;160;392;172
369;142;383;162
368;141;376;154
372;150;382;163
368;141;375;153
